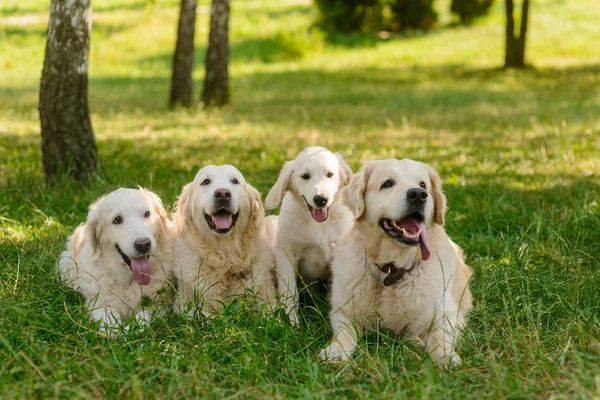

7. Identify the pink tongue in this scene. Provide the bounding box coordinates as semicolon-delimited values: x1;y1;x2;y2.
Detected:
131;256;152;286
212;213;233;229
416;222;430;261
311;208;328;222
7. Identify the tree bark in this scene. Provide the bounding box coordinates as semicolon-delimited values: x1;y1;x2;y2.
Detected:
517;0;530;66
169;0;197;108
504;0;529;68
504;0;516;67
201;0;230;108
40;0;100;182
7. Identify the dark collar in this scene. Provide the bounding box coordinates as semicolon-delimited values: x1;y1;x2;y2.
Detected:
376;260;421;286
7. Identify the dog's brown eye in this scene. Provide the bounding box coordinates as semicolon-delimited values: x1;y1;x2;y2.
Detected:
381;179;395;190
231;178;239;185
144;211;151;218
301;173;310;180
420;181;426;189
326;172;334;178
201;179;210;186
113;216;123;225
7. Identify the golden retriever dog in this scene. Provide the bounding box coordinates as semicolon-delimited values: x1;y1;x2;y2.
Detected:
58;188;175;332
319;159;473;367
172;165;276;314
265;147;353;325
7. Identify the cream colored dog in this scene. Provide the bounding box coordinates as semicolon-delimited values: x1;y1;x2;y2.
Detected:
172;165;276;314
319;159;473;367
58;188;175;332
265;147;353;325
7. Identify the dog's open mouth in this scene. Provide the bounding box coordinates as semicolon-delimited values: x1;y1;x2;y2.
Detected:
379;212;430;260
302;196;329;223
116;245;152;286
204;209;239;234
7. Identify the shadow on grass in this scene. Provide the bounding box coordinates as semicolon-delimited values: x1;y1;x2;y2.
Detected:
75;62;600;127
3;63;599;123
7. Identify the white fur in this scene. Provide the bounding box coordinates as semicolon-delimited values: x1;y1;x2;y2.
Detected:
265;147;353;325
319;159;473;367
172;165;277;314
58;188;175;333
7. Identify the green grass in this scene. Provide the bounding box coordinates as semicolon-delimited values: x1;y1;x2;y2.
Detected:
1;0;600;397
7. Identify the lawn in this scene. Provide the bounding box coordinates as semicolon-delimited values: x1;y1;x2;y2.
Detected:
1;0;599;397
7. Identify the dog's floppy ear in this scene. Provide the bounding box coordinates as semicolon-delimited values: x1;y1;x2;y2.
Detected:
242;183;264;244
335;153;353;187
265;161;294;210
173;182;195;230
246;183;264;217
343;161;374;220
426;164;447;225
85;197;104;252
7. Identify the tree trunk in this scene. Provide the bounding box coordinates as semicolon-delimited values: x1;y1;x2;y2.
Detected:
504;0;516;67
169;0;197;108
517;0;530;66
40;0;99;182
504;0;529;68
201;0;230;108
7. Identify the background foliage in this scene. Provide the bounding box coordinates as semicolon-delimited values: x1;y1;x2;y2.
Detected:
1;0;599;397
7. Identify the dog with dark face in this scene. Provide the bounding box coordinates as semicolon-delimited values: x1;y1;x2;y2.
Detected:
265;147;353;325
59;188;175;332
172;165;276;314
319;159;473;367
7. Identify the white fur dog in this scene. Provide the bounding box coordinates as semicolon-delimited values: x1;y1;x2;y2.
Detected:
59;188;175;332
172;165;276;314
265;147;353;325
319;159;473;367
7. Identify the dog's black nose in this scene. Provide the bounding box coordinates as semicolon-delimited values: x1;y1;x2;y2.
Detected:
407;188;428;205
134;237;151;253
214;188;231;202
313;195;328;208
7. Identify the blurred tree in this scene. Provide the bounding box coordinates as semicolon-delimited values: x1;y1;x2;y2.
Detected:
389;0;437;31
169;0;197;108
315;0;438;34
201;0;230;108
314;0;381;33
451;0;494;24
504;0;530;68
39;0;100;182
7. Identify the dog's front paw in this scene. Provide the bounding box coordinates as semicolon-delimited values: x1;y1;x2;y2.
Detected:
447;352;462;367
319;342;350;362
135;310;152;325
431;350;461;369
91;308;123;336
288;310;300;327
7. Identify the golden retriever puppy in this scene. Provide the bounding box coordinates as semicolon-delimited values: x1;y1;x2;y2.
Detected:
319;159;473;367
172;165;276;314
265;147;353;325
59;188;175;332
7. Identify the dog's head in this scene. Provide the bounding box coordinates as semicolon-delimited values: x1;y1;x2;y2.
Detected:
343;159;447;260
265;147;352;222
85;188;168;285
174;165;262;237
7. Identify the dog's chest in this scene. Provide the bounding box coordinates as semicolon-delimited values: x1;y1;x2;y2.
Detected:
200;254;255;287
375;264;439;334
